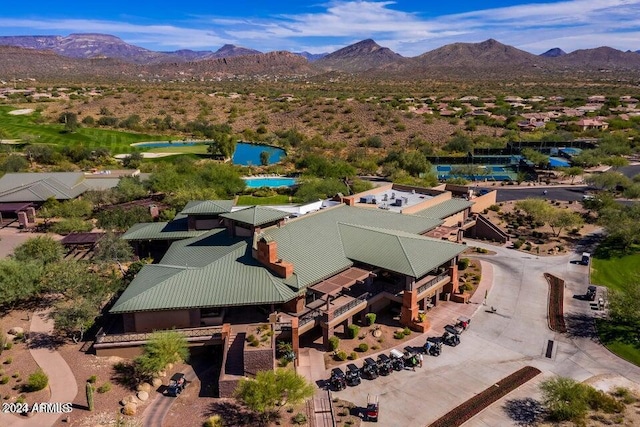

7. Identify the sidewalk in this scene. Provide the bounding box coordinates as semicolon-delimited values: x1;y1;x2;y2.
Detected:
0;310;78;427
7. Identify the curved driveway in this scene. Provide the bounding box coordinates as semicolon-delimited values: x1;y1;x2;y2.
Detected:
331;237;640;426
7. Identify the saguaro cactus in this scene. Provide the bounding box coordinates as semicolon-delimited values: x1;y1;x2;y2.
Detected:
86;381;94;411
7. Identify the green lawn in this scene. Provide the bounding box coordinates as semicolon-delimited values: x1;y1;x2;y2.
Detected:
591;254;640;292
0;106;170;154
592;252;640;367
236;195;294;205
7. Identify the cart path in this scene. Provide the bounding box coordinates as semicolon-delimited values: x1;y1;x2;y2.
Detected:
0;309;78;427
142;366;196;427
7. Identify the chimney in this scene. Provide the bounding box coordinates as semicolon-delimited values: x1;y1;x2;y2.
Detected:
256;237;293;278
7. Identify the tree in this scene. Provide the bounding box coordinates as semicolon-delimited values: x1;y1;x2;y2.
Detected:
563;166;584;184
207;135;237;159
93;232;134;273
0;260;43;308
13;236;64;265
58;112;79;133
586;171;631;191
134;331;189;380
608;285;640;325
51;298;99;342
122;152;143;169
521;148;549;168
548;209;583;237
1;154;28;172
234;369;314;420
259;151;270;166
603;156;629;170
540;377;590;423
114;177;148;202
515;198;553;224
96;206;152;231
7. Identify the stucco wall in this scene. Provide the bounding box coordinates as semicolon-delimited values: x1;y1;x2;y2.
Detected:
470;191;498;213
401;191;452;215
441;211;465;227
134;310;194;332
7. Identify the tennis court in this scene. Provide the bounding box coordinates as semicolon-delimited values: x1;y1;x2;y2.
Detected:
434;164;519;181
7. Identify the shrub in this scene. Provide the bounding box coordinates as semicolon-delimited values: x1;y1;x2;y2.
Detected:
97;382;111;393
403;327;412;336
88;375;97;384
488;204;501;212
3;343;11;351
328;336;340;351
292;413;307;425
335;351;348;361
371;345;379;350
612;387;636;404
0;376;8;385
475;247;489;254
3;357;12;365
25;369;48;392
357;343;369;352
11;372;19;378
348;352;358;360
513;239;525;249
394;331;405;340
203;415;224;427
365;313;377;326
347;324;360;339
458;258;470;270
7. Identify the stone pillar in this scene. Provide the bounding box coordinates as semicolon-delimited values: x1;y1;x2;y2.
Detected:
400;289;418;327
321;323;332;351
449;263;459;294
25;207;36;223
291;317;300;367
18;211;29;228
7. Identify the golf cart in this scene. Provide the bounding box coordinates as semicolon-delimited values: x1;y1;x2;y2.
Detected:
363;357;379;380
346;363;361;386
442;329;460;347
586;285;597;301
402;346;419;368
329;367;347;391
166;372;187;397
446;323;465;335
376;354;393;376
423;337;443;356
365;394;379;422
389;349;405;370
455;316;471;331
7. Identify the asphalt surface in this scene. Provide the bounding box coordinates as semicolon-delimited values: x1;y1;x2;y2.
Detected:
479;185;589;202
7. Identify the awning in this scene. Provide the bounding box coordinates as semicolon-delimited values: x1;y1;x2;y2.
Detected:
310;267;371;296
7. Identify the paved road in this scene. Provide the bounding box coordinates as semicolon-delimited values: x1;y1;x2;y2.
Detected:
142;367;196;427
328;236;640;426
479;185;589;202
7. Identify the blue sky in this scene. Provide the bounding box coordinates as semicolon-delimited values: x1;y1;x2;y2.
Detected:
1;1;639;55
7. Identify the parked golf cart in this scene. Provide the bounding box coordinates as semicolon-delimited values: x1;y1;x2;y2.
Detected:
442;330;460;347
586;285;597;301
389;349;405;370
365;394;379;422
446;322;465;335
376;354;393;376
346;363;361;386
362;357;379;379
423;337;443;356
455;316;471;331
166;373;187;397
329;367;347;391
402;346;419;368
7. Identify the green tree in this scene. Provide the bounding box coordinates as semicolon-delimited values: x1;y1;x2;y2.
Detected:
234;369;314;420
294;178;348;202
96;206;152;231
259;151;270;166
1;154;28;172
563;166;584;184
540;377;589;423
51;298;99;342
608;285;640;325
13;236;64;265
603;156;629;170
134;331;189;380
521;148;549;168
515;198;553;223
93;232;134;272
122;152;143;169
59;112;79;133
0;260;43;308
586;171;631;191
548;210;584;237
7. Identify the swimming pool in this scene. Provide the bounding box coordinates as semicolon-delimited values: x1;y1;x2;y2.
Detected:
243;177;297;188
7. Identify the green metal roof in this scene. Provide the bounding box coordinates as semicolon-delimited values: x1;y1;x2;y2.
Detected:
220;206;289;226
121;218;207;241
413;198;474;220
0;172;90;202
264;205;443;289
180;200;234;216
338;223;466;278
111;229;298;313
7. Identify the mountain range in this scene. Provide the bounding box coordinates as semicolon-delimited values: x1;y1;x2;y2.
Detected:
1;33;640;81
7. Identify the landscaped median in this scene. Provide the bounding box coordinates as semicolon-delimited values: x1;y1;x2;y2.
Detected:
429;366;542;427
544;273;567;333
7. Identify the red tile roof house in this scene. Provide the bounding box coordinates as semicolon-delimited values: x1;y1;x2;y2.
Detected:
97;184;497;395
576;118;609;131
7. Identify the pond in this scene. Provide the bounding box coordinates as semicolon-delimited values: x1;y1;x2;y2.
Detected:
243;177;297;188
131;141;286;166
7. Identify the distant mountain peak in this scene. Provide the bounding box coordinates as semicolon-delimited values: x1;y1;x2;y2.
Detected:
541;47;567;58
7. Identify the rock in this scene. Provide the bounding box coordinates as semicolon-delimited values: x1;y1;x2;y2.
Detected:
5;334;15;342
8;327;24;335
166;363;174;370
122;402;137;416
120;395;136;406
151;378;163;388
137;391;149;401
136;383;151;393
158;370;166;378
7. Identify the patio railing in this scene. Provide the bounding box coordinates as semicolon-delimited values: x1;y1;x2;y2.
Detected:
417;274;449;295
333;292;369;318
95;325;224;344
